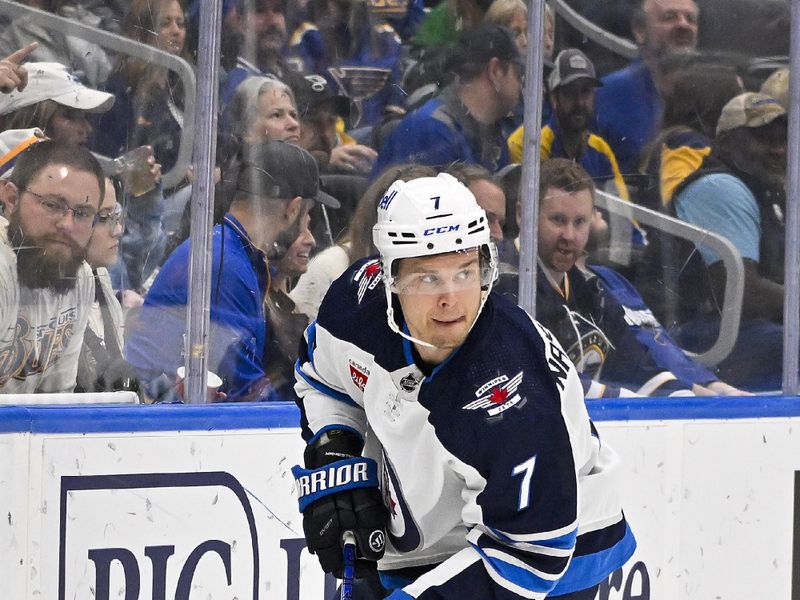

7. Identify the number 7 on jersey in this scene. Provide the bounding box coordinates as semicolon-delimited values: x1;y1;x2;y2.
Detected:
512;455;537;511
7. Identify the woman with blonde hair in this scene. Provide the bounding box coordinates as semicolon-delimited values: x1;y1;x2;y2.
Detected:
223;76;300;145
484;0;529;53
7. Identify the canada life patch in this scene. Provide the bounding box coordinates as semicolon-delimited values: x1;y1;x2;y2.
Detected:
354;259;382;304
463;371;525;417
349;359;370;392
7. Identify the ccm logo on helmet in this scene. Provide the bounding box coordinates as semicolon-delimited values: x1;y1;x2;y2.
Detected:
424;224;460;236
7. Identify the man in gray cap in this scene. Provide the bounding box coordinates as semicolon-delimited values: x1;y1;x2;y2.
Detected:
125;140;340;402
672;92;788;391
508;48;629;200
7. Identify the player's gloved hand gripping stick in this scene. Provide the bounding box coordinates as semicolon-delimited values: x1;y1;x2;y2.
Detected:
292;429;388;578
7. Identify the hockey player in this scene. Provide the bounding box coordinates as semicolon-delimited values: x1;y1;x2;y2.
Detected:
293;173;635;599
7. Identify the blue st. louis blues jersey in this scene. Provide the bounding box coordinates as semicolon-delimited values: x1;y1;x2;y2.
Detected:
295;258;636;598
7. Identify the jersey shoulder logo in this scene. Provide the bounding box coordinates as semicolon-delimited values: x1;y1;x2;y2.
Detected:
353;259;382;304
348;358;370;392
463;371;526;418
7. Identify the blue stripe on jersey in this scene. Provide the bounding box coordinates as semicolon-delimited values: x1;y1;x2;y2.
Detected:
385;590;414;599
400;322;462;382
469;541;562;595
307;424;364;446
477;530;572;578
305;321;318;368
550;523;637;596
488;525;578;552
401;323;415;365
294;361;360;407
380;571;415;592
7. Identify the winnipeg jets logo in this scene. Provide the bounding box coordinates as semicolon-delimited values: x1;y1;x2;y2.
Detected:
354;259;382;304
463;371;525;417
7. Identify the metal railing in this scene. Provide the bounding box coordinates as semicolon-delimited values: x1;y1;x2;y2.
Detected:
0;0;196;190
549;0;638;60
595;190;744;367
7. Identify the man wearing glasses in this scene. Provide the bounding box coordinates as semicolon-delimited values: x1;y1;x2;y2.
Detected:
0;139;104;393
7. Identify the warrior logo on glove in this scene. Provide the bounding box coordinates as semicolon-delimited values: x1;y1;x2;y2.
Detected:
369;530;385;553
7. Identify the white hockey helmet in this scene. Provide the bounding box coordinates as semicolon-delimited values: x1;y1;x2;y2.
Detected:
372;172;499;347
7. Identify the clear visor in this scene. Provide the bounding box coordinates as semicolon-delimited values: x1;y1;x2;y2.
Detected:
389;251;494;296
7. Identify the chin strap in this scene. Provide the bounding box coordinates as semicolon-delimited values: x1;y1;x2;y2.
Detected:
384;288;437;349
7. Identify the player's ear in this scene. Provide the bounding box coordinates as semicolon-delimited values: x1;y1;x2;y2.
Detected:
0;180;20;214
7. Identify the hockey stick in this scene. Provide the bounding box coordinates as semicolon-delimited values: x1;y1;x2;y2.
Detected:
340;530;357;600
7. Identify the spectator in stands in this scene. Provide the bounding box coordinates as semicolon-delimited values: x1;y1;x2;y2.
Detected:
111;152;164;300
264;226;316;401
0;60;163;298
93;0;191;175
0;62;114;147
487;1;557;133
172;75;310;244
495;159;745;397
125;141;340;402
0;0;112;87
483;0;548;137
484;0;529;54
672;92;788;391
165;79;307;278
594;0;700;175
0;140;103;393
508;49;629;201
289;72;378;174
445;163;506;244
224;76;301;145
0;43;37;94
371;0;426;42
638;62;742;209
288;0;403;128
291;162;436;320
373;24;522;174
76;178;139;394
413;0;491;47
0;128;44;183
219;0;293;106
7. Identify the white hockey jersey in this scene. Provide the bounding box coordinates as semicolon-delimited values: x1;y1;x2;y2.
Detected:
295;258;636;599
0;240;93;394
